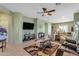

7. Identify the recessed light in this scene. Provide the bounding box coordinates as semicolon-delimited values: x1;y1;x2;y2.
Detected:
56;3;61;5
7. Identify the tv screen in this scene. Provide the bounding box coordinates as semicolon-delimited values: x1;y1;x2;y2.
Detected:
23;22;34;30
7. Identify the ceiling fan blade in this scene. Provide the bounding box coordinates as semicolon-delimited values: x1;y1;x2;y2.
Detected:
48;9;55;12
42;8;47;13
48;13;52;16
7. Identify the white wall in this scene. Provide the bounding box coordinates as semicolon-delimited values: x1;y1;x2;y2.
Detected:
48;23;52;35
45;23;52;38
37;20;45;33
0;14;9;30
12;12;23;43
36;19;52;38
74;13;79;42
23;16;34;23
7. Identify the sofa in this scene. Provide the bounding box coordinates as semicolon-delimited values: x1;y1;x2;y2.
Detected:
62;42;77;52
66;39;76;44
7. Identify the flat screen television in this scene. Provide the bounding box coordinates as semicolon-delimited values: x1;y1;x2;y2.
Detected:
23;22;34;30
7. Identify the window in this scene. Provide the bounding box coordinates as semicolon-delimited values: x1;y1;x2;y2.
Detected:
59;25;68;32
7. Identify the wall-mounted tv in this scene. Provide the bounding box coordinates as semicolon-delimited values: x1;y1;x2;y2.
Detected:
23;22;34;30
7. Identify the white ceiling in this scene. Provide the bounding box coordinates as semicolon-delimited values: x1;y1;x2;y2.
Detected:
1;3;79;23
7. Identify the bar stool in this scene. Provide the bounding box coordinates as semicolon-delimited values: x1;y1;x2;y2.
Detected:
0;35;6;52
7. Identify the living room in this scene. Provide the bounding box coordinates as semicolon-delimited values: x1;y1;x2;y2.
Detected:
0;3;79;56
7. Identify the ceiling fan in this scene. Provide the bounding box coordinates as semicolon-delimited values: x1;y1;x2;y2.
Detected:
37;8;55;16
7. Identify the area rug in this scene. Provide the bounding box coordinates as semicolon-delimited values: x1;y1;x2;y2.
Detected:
24;44;59;56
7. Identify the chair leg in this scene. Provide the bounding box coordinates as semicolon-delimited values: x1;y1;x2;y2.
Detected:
2;41;3;52
5;40;6;49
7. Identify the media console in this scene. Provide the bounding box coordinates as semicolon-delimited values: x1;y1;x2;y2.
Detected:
23;33;35;42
